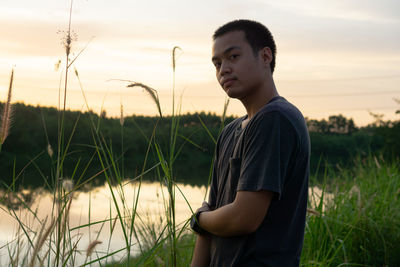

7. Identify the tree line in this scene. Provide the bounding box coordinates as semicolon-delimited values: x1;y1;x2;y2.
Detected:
0;102;398;189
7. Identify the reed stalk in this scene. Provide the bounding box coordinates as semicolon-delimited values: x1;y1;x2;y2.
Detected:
120;102;125;179
0;68;14;153
167;46;182;267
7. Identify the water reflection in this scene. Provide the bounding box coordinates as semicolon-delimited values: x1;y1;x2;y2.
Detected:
0;182;207;266
0;182;331;266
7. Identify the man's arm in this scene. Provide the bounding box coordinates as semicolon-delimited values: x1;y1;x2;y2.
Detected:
191;234;211;267
199;190;273;237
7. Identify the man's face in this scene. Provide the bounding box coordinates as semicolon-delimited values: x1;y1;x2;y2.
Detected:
212;31;268;100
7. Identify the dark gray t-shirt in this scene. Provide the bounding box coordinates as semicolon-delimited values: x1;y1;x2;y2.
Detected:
208;96;310;266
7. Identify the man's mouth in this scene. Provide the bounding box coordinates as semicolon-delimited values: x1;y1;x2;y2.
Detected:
221;78;236;89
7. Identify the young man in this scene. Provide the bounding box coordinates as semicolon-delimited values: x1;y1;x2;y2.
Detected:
190;20;310;266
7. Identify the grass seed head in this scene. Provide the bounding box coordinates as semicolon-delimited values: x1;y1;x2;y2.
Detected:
62;179;74;193
54;59;61;71
47;143;53;157
120;103;124;126
86;240;102;257
172;46;182;72
127;82;162;117
0;68;14;146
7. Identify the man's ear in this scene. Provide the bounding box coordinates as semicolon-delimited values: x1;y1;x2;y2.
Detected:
260;47;273;67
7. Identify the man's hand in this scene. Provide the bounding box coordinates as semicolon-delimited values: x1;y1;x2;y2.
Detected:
191;202;213;267
191;202;212;235
196;201;211;214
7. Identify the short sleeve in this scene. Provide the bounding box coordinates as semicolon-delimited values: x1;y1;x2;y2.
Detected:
236;112;297;199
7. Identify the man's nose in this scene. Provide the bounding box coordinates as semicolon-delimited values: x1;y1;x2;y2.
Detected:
219;61;232;77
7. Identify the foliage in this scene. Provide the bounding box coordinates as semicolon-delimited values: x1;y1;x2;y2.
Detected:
1;102;399;189
302;156;400;266
307;114;357;134
0;103;234;188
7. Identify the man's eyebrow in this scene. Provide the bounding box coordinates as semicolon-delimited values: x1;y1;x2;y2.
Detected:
212;46;241;62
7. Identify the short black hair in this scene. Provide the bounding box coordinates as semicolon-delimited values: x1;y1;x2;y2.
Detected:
213;19;277;73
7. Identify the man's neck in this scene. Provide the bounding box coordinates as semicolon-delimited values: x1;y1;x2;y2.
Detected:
241;79;278;121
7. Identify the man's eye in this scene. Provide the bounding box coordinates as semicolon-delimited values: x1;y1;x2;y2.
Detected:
230;54;238;60
214;62;221;68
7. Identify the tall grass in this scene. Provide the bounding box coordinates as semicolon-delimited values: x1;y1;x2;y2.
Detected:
1;2;399;266
1;3;214;264
98;153;399;267
0;1;143;265
302;155;400;266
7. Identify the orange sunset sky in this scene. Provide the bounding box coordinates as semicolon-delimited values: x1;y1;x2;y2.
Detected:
0;0;399;126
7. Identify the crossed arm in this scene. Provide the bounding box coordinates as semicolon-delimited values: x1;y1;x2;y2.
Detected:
191;190;273;267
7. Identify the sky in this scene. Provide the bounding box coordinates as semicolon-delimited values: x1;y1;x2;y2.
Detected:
0;0;399;126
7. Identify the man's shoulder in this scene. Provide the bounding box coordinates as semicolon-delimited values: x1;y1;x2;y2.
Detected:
257;97;307;130
262;97;302;117
246;97;309;147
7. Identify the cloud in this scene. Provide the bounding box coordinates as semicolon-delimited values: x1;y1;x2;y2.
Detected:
0;18;62;57
263;0;400;24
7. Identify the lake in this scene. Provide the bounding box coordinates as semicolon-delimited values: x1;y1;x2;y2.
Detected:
0;181;207;266
0;182;330;266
